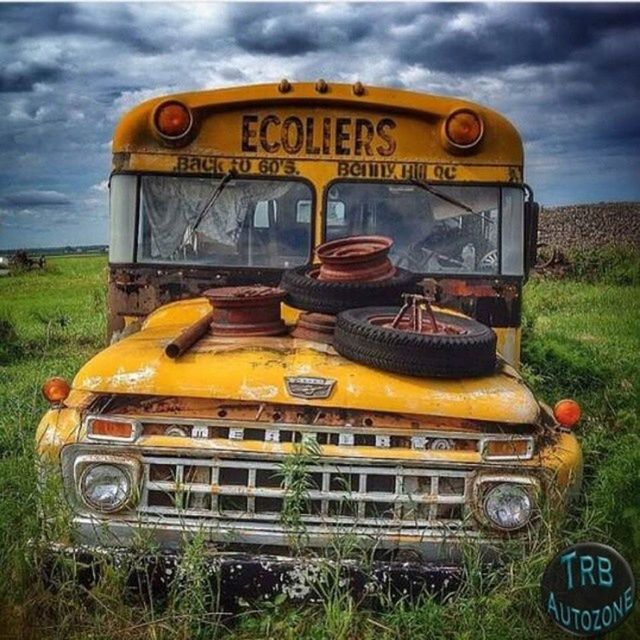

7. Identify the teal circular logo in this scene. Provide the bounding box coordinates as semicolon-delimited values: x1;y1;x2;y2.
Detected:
541;542;635;636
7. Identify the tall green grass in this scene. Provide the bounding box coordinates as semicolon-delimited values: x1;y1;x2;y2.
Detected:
0;254;638;639
0;257;108;638
565;245;640;287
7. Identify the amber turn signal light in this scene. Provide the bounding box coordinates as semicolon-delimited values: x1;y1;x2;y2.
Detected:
553;399;582;429
154;101;192;138
42;377;71;404
484;438;533;459
86;417;139;442
444;109;484;149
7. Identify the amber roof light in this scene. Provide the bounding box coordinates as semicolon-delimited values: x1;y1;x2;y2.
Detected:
444;109;484;150
154;101;193;139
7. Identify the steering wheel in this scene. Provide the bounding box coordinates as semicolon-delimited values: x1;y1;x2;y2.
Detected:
396;245;464;271
479;249;498;270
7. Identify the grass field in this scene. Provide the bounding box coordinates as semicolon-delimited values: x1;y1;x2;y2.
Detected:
0;254;638;639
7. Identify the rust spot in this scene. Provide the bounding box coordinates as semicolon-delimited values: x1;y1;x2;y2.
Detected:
112;152;130;172
106;265;283;341
372;293;466;336
92;394;540;439
439;279;498;298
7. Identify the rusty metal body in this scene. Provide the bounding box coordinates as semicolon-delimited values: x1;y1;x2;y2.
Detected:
10;250;46;271
37;384;581;572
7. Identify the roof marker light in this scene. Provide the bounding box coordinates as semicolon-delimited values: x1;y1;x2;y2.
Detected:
154;101;193;139
443;109;484;149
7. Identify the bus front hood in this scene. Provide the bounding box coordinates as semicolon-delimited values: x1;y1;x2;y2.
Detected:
73;326;540;425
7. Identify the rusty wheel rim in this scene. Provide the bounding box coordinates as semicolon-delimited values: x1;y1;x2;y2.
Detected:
205;285;286;306
291;312;336;343
313;235;396;282
367;313;467;336
203;285;287;336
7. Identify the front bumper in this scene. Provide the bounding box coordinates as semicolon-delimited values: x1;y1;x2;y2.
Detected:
43;542;463;604
70;514;498;563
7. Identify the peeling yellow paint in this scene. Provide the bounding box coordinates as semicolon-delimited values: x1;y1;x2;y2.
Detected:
239;382;279;401
36;407;83;460
72;299;541;425
109;365;157;388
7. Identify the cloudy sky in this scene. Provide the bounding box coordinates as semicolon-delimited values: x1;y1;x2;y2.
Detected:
1;2;639;249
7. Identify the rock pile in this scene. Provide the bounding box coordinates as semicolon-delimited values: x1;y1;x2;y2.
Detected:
538;202;640;250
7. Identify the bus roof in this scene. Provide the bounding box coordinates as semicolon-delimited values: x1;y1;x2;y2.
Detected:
112;82;523;184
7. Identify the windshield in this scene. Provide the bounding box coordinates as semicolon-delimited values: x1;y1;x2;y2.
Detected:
325;182;501;274
137;176;312;268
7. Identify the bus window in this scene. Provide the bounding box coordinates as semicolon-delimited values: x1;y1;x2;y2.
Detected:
325;182;502;275
137;176;312;268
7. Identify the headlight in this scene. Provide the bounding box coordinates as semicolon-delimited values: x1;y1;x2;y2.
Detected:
483;483;533;531
80;463;132;513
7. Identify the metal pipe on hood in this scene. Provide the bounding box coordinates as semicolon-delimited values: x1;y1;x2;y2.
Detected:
164;311;214;359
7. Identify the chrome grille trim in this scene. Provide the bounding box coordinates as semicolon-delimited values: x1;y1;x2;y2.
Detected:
112;413;535;461
138;454;475;530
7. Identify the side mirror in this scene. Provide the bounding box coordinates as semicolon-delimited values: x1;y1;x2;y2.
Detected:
523;191;539;276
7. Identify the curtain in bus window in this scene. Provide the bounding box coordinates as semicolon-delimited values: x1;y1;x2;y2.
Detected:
140;177;292;259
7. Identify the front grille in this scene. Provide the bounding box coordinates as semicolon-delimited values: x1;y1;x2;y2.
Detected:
140;454;474;529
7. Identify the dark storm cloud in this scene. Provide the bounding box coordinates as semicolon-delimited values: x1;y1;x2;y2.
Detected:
229;3;374;55
1;2;639;249
225;3;640;70
1;190;71;207
393;4;640;72
0;63;63;93
59;5;165;54
0;3;161;53
0;4;75;42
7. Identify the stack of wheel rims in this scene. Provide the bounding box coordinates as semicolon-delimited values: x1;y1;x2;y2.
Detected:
280;235;497;378
280;235;415;314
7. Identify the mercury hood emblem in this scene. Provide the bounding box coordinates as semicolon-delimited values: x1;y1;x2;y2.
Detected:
285;376;336;399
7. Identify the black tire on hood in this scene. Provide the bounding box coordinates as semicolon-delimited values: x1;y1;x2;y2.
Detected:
280;266;417;315
333;306;497;378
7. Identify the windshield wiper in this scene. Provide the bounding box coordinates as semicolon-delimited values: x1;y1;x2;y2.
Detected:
409;178;496;224
180;169;235;251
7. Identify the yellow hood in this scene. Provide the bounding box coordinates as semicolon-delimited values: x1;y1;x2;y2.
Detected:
73;300;540;425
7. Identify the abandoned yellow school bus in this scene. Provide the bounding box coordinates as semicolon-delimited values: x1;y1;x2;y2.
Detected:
36;81;583;598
